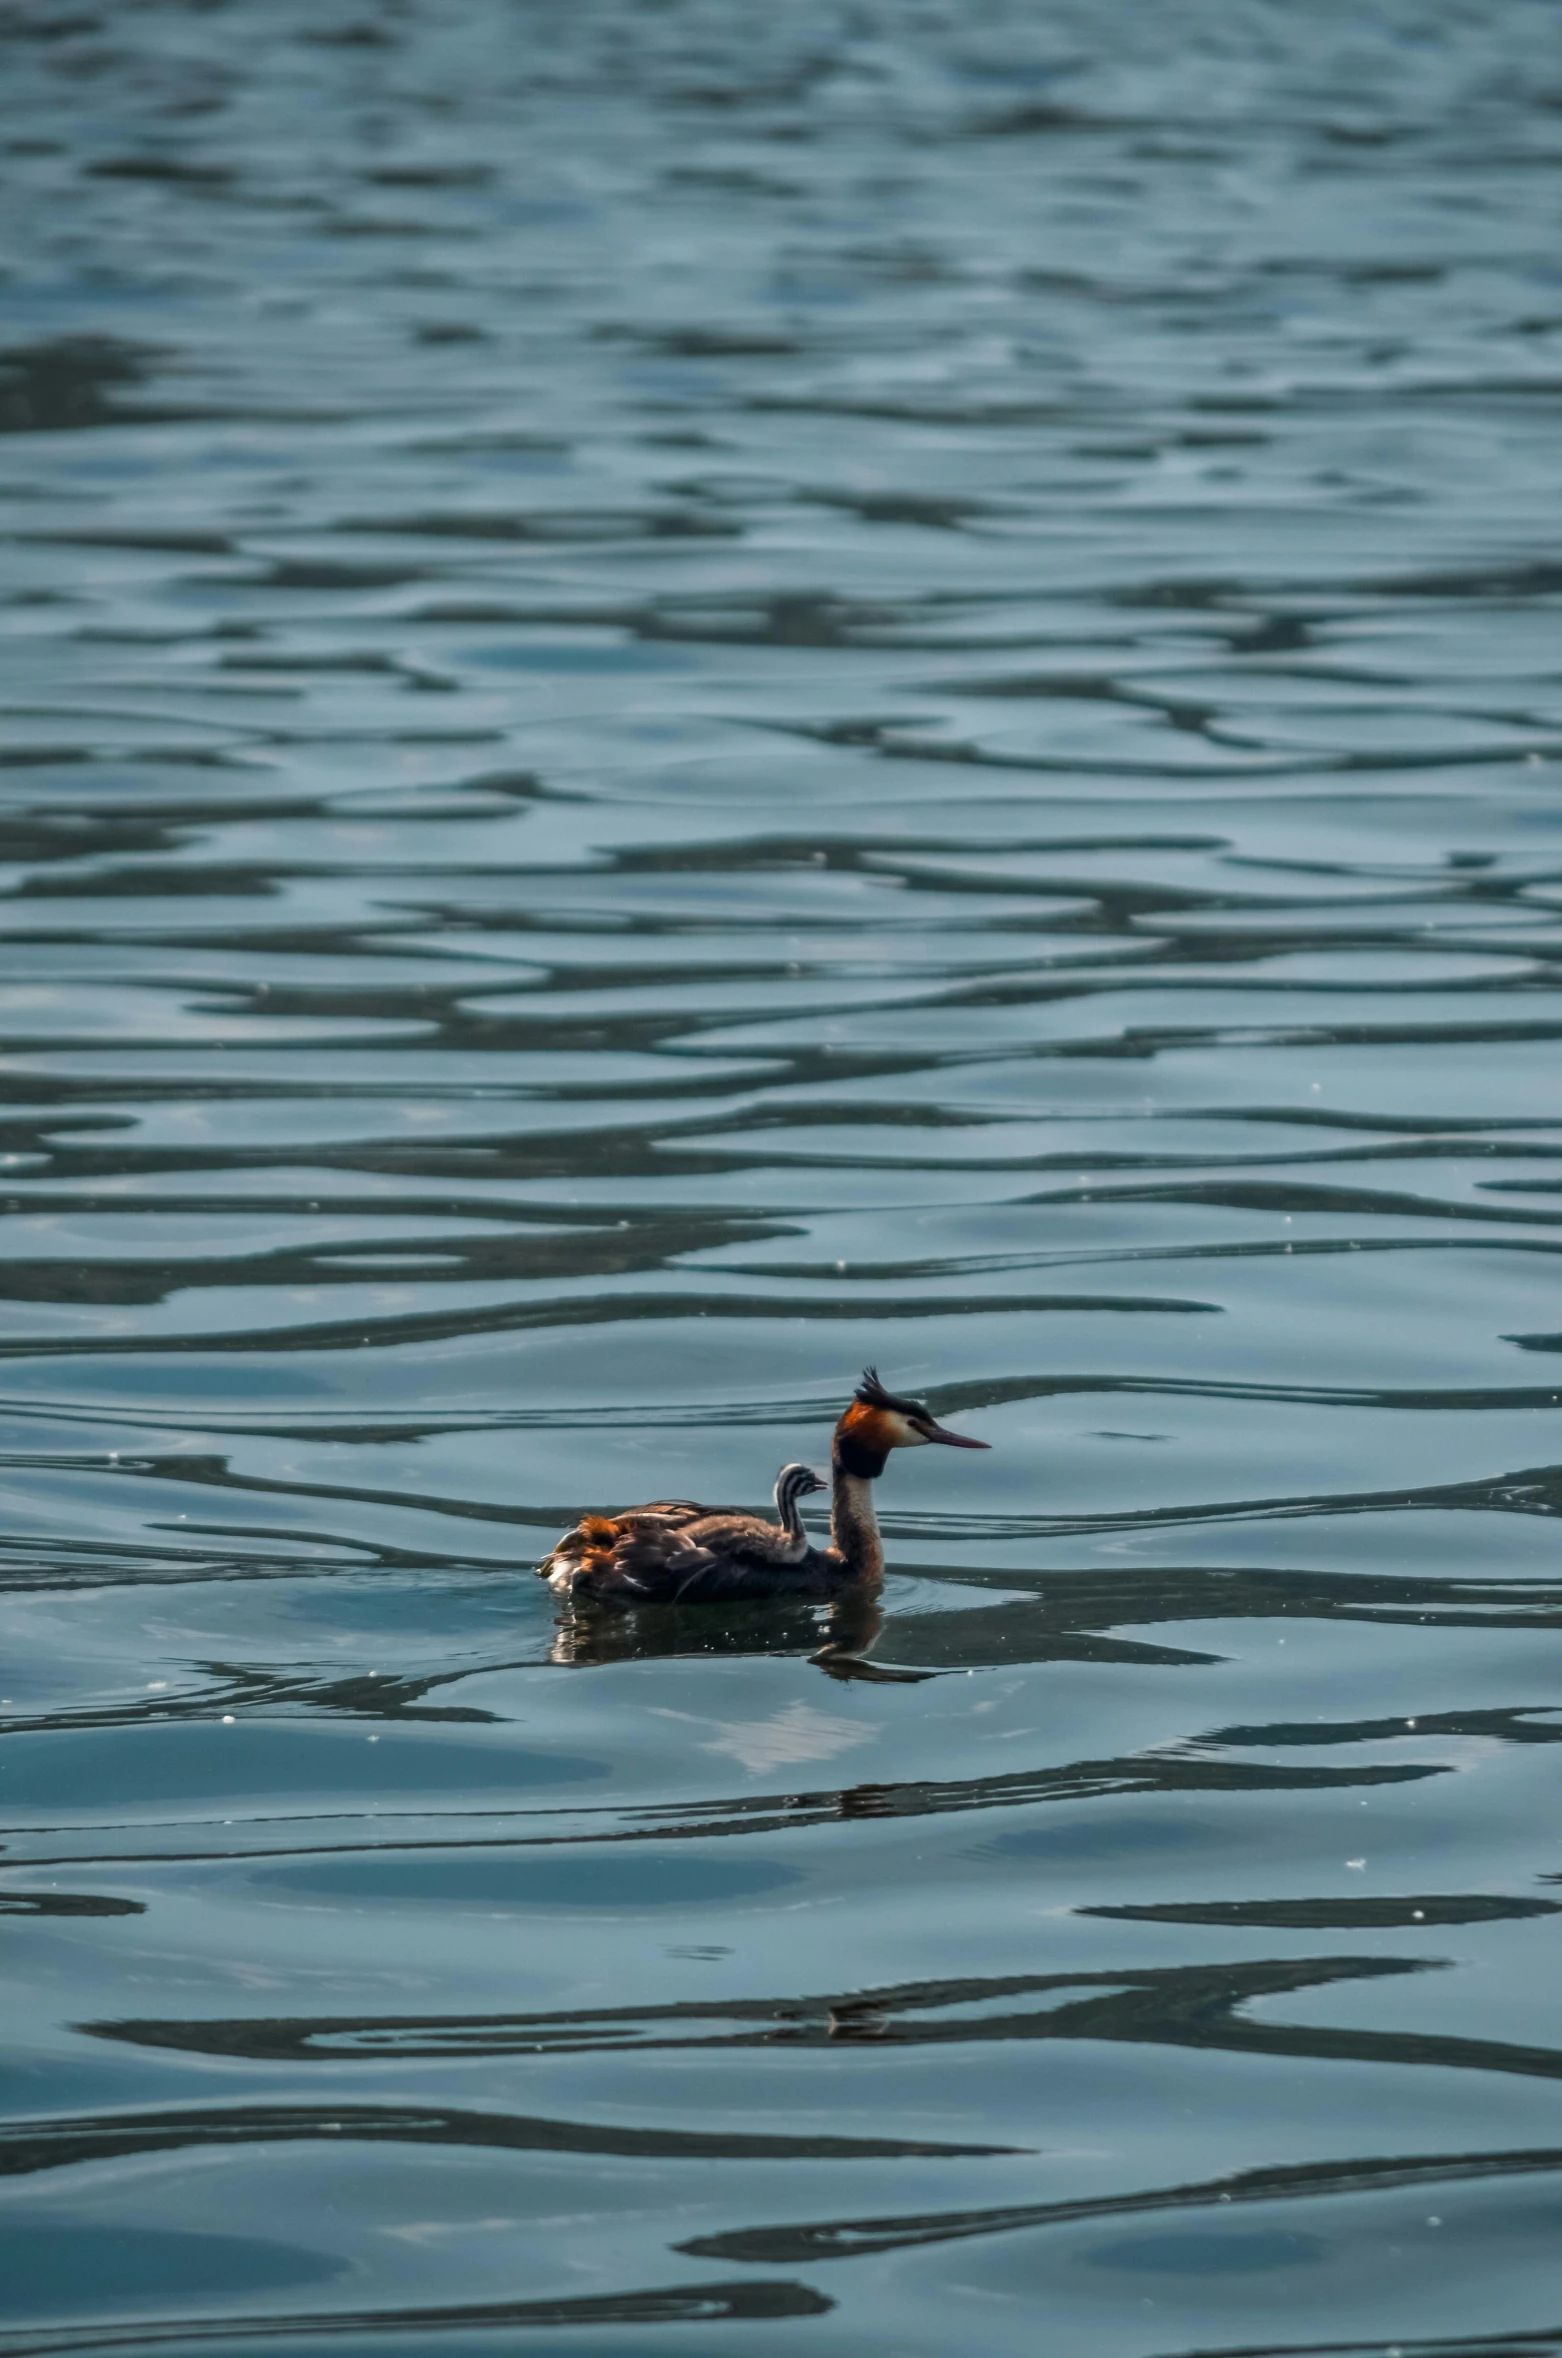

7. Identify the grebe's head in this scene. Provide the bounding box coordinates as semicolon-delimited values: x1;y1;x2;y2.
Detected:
834;1367;990;1477
775;1461;828;1508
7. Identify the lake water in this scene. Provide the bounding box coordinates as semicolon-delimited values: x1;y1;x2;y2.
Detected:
5;2;1562;2353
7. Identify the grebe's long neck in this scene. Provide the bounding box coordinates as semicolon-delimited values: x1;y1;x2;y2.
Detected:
829;1447;884;1580
772;1467;811;1564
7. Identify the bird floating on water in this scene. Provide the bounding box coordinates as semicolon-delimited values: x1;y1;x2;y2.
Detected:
539;1368;989;1604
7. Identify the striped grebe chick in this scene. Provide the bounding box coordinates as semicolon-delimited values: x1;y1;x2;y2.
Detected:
539;1370;987;1604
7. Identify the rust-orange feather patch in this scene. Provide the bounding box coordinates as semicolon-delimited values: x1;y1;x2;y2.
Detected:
837;1400;895;1452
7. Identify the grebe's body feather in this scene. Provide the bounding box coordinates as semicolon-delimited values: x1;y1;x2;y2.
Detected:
541;1461;827;1601
539;1372;987;1605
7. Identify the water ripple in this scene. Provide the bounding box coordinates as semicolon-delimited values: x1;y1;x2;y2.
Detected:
5;3;1562;2353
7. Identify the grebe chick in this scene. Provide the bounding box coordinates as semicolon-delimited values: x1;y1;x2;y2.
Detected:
680;1461;826;1567
539;1370;987;1604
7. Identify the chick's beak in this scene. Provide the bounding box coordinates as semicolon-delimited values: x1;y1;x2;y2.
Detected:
919;1420;990;1449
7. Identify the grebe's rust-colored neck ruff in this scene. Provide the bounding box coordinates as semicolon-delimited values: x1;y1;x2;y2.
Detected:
832;1401;892;1482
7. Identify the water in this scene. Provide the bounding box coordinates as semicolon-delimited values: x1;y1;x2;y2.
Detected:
4;1;1562;2351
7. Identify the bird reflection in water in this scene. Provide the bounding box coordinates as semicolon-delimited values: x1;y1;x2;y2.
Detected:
548;1579;932;1683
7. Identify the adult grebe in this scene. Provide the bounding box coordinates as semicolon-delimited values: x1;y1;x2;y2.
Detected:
539;1369;988;1604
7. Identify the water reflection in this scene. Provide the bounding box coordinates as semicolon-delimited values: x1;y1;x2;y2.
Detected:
6;0;1562;2353
681;2142;1562;2267
547;1581;894;1676
84;1952;1537;2078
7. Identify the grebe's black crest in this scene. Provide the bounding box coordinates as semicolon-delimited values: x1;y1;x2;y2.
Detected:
855;1367;932;1421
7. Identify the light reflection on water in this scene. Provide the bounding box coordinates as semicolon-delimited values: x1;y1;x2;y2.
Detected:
5;1;1562;2352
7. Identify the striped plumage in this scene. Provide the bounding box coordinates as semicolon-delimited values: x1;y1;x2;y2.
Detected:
539;1372;988;1605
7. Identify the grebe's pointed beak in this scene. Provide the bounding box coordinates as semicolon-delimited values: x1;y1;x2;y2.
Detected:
919;1419;989;1449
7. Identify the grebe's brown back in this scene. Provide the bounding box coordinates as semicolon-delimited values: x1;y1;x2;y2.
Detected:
540;1460;825;1601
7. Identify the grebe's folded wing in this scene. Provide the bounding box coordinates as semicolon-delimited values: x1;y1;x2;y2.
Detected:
540;1496;721;1570
672;1508;801;1566
609;1523;718;1587
543;1512;717;1598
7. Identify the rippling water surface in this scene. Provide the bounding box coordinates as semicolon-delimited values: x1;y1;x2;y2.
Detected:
5;2;1562;2351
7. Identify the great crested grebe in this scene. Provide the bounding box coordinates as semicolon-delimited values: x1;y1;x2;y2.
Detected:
539;1369;988;1604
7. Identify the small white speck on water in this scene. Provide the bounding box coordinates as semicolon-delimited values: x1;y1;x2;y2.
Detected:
221;1715;235;1724
1347;1858;1366;1870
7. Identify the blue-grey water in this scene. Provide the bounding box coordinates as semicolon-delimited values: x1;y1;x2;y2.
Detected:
4;2;1562;2352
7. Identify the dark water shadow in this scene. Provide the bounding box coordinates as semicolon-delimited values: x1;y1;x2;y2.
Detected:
0;2275;829;2357
678;2137;1562;2267
0;2100;1016;2180
84;1950;1552;2089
